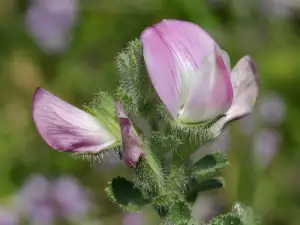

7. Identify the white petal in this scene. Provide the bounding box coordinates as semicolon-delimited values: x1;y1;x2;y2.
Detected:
210;56;259;137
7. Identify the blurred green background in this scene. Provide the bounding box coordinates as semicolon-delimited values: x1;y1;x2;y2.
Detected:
0;0;300;224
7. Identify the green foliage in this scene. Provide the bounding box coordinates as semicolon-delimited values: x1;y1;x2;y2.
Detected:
105;177;149;212
165;165;189;195
185;177;225;203
208;214;243;225
160;201;192;225
232;203;261;225
208;203;261;225
152;131;183;153
2;0;298;224
190;152;229;179
133;148;164;195
116;39;150;115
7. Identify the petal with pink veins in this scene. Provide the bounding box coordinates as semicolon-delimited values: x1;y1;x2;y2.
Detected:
178;46;233;123
32;88;116;153
141;19;215;118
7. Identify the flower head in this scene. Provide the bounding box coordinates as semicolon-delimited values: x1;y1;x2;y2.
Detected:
141;19;259;135
32;88;145;168
32;88;117;153
141;19;233;124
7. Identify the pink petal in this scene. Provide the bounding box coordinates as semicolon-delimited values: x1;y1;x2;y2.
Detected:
178;46;233;123
32;88;116;153
210;56;259;137
115;101;145;168
141;19;215;118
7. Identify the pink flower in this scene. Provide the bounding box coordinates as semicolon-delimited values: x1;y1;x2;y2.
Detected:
115;101;145;168
141;19;258;131
32;88;144;168
32;88;117;153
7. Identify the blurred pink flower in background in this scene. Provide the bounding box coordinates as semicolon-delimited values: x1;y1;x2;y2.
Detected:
0;208;18;225
25;0;78;53
192;195;223;223
259;93;286;126
14;174;92;224
239;114;256;135
253;129;281;167
122;212;143;225
262;0;300;17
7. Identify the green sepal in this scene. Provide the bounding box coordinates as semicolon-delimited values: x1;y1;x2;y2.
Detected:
167;114;226;142
72;145;121;165
105;177;149;212
190;152;229;179
185;177;225;203
73;92;123;164
83;91;121;139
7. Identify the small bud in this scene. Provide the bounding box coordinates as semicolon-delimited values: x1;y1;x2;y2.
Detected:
115;101;145;168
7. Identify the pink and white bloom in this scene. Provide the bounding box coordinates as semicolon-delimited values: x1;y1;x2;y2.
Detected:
32;88;145;168
115;101;145;168
32;88;118;153
141;19;258;132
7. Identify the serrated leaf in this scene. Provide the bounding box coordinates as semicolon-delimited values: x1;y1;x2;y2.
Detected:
185;177;225;202
190;152;229;179
105;177;149;212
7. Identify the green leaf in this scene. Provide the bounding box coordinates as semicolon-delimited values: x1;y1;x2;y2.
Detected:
105;177;149;212
190;152;229;179
185;177;225;202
